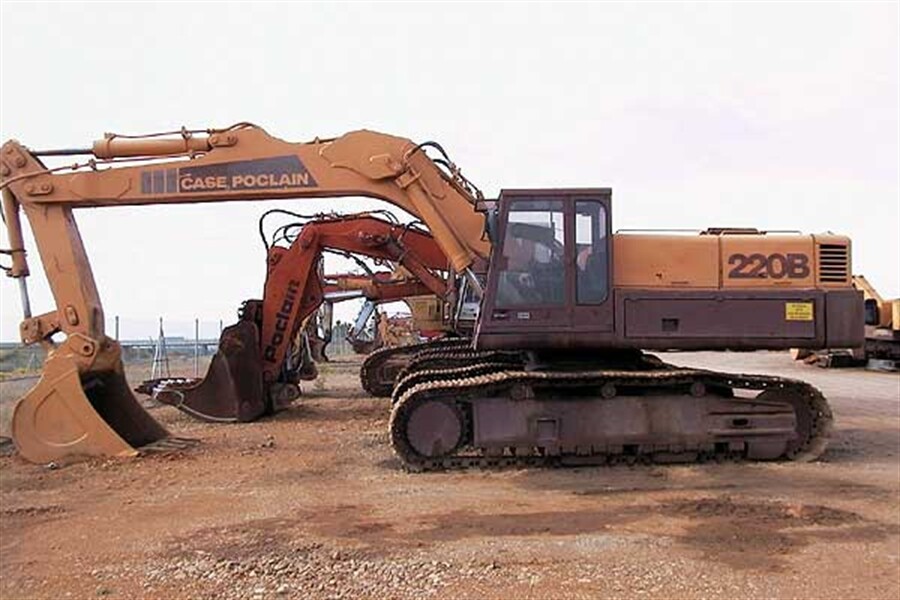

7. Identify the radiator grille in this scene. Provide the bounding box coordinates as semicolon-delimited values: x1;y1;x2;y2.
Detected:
817;243;849;283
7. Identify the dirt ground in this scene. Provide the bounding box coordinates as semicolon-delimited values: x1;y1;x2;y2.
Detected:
1;351;898;600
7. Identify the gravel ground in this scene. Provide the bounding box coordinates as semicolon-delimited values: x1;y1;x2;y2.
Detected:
1;351;898;599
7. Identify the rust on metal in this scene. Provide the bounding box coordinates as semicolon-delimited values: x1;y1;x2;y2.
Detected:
148;321;266;423
0;125;863;467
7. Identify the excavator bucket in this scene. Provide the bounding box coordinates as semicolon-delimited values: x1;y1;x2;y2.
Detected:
148;320;267;422
11;350;170;464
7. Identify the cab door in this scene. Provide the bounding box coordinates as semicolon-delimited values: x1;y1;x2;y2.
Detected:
483;194;570;338
571;195;614;334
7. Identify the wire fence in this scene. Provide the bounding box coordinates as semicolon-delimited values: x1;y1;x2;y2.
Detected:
0;315;359;379
0;316;364;439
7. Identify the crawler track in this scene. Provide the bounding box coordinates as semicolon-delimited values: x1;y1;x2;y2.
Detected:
392;361;523;405
391;351;669;404
393;349;526;389
359;337;471;397
389;364;832;471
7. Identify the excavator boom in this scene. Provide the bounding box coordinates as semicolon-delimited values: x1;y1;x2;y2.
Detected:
324;271;435;302
1;125;487;462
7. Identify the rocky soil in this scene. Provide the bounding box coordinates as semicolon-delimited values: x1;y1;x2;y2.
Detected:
1;352;898;599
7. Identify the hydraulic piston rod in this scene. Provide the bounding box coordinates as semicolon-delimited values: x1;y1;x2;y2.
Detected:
2;189;32;319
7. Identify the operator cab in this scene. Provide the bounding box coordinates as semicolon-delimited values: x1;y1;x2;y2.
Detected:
476;189;614;350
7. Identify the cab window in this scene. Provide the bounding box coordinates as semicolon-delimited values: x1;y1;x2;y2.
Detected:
575;200;608;304
496;200;566;306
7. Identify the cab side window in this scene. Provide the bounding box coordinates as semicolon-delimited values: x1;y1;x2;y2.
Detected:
575;200;608;304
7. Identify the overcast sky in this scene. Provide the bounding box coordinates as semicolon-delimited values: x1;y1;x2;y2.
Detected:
1;2;898;341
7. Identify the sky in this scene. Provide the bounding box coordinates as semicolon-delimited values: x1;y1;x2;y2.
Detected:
1;1;898;342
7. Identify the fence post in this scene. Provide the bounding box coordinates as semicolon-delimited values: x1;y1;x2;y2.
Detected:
194;318;200;377
151;317;170;379
115;315;119;341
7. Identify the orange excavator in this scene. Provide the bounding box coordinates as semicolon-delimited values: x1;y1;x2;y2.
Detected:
1;123;863;467
136;211;451;422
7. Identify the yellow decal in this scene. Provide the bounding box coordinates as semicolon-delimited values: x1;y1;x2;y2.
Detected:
785;302;814;321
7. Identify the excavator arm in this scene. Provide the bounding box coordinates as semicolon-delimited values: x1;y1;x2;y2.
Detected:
0;124;489;462
3;124;487;346
134;211;454;422
257;214;448;381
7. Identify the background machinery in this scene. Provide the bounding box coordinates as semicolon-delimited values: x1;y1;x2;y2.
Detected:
792;275;899;370
321;268;446;355
0;124;863;466
302;268;442;362
137;211;452;422
848;275;898;369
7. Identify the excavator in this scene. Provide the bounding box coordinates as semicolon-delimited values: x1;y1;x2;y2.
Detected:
0;123;863;467
321;268;446;354
139;282;438;423
791;275;899;370
332;297;441;355
135;211;452;422
855;275;900;370
301;269;441;362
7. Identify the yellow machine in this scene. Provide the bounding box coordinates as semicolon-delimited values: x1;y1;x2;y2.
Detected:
855;275;899;334
792;275;898;369
0;124;863;467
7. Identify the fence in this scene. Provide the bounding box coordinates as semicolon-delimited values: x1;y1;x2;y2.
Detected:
0;315;359;379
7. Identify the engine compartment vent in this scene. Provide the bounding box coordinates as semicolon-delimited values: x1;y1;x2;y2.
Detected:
817;243;849;284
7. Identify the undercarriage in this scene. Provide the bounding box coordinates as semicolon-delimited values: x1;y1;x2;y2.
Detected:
389;355;832;471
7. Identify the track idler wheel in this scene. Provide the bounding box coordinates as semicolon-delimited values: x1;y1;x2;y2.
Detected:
757;387;832;462
395;399;466;460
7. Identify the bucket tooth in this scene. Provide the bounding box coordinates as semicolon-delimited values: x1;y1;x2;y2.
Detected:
11;351;169;464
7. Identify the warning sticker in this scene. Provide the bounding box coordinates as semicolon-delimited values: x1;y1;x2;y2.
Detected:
785;302;814;321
